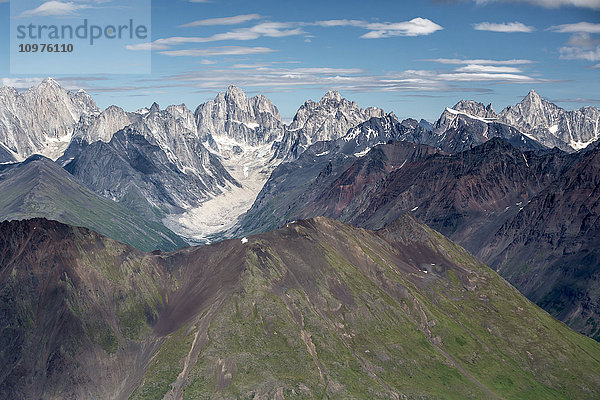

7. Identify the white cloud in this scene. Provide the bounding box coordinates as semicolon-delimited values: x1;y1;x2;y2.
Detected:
456;64;524;73
557;33;600;61
20;1;89;17
1;77;44;89
436;72;540;82
154;62;545;95
424;58;535;65
179;14;262;28
158;46;276;57
315;19;365;28
363;18;444;38
126;42;165;51
473;21;534;33
133;17;441;54
474;0;600;10
549;22;600;34
549;24;600;64
316;17;443;38
560;44;600;61
128;22;304;51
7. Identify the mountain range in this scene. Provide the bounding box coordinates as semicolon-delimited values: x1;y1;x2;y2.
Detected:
2;79;600;397
1;80;598;243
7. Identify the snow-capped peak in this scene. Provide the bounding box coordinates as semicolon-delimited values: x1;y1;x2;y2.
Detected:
40;77;60;87
321;90;342;103
0;77;100;160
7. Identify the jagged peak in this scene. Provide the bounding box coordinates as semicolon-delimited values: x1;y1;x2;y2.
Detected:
321;90;342;102
35;78;67;94
225;85;248;100
40;77;60;87
452;100;496;116
513;89;562;112
149;102;160;113
519;89;545;105
452;99;484;109
104;105;125;112
166;103;191;113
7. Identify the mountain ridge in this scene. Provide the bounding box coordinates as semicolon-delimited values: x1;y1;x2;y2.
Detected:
2;216;600;399
0;154;186;251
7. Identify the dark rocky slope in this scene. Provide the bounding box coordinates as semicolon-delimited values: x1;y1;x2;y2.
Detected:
481;142;600;340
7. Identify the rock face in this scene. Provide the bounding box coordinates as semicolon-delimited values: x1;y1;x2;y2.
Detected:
272;91;385;160
0;155;186;251
0;78;100;161
0;143;16;164
59;99;245;230
2;217;600;399
498;90;600;151
73;105;142;145
194;85;284;149
229;115;441;239
134;103;222;177
339;114;434;156
453;100;497;119
62;128;237;219
427;93;600;153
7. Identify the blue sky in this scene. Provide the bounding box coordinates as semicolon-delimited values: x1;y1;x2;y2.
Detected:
1;0;599;121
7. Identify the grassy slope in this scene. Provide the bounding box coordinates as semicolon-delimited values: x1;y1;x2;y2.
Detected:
131;216;600;399
0;157;187;251
2;216;599;399
0;220;174;399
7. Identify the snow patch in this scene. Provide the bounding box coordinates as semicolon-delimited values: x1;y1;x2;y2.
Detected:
411;206;419;212
241;237;248;244
445;107;498;124
548;124;559;134
353;147;371;157
569;137;598;151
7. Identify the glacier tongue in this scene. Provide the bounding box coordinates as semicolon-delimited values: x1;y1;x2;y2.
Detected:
164;135;277;243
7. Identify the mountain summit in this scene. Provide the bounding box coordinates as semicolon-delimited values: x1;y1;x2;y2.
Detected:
499;90;600;151
0;79;100;161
